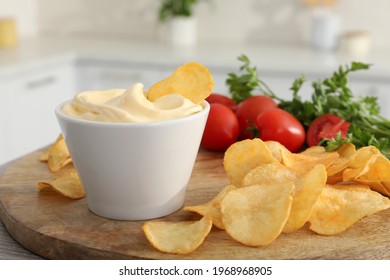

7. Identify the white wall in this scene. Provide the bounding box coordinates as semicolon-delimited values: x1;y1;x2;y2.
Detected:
2;0;390;50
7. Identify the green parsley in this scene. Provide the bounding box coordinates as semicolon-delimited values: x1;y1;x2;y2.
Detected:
226;55;390;159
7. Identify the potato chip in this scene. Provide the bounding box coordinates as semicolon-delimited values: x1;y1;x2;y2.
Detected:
265;141;289;162
336;142;357;158
281;148;338;174
299;145;328;157
142;216;212;254
147;62;214;104
36;181;51;191
47;134;72;172
242;162;297;187
224;139;278;187
39;149;49;162
37;172;85;199
309;184;390;235
183;185;236;229
342;146;381;181
242;162;327;233
283;164;327;233
40;134;64;162
351;154;390;197
326;143;357;183
221;183;294;246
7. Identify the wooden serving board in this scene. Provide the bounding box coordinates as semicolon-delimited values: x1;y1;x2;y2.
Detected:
1;148;390;260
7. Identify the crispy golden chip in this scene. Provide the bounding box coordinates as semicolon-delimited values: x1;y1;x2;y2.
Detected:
38;172;85;199
224;139;278;187
309;184;390;235
351;154;390;197
37;181;51;191
342;146;381;181
326;143;357;183
147;62;214;104
39;149;49;162
299;145;328;157
40;134;64;162
283;164;327;233
281;148;338;174
142;216;212;254
183;185;236;229
47;135;72;172
336;142;357;158
265;141;289;162
221;183;294;246
242;162;327;233
242;162;297;187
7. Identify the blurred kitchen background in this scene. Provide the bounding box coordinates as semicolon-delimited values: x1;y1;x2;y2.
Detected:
2;0;390;49
1;0;390;164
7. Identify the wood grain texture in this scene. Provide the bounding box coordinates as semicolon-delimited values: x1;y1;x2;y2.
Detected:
0;221;43;260
1;148;390;260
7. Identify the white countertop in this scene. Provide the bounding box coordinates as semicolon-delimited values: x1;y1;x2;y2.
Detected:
1;34;390;81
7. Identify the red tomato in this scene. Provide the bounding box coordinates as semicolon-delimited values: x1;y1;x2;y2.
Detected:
255;108;305;152
235;95;278;139
307;113;350;146
206;93;238;112
201;103;239;151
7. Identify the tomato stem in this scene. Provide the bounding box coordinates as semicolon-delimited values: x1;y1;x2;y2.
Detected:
245;120;260;139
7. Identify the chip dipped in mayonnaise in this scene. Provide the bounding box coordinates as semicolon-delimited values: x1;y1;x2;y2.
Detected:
61;83;203;123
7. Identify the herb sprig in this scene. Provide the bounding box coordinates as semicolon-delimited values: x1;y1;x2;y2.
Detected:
226;55;390;158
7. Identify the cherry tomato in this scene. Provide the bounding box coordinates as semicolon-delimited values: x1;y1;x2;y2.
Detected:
235;95;278;139
255;108;305;152
201;103;239;151
206;93;238;112
307;113;350;146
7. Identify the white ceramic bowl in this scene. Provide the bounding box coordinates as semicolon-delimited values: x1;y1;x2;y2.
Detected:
55;101;209;220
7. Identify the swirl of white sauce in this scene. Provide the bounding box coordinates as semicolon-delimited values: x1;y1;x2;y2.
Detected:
61;83;203;122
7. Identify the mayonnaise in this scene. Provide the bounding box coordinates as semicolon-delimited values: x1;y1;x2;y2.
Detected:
61;83;203;123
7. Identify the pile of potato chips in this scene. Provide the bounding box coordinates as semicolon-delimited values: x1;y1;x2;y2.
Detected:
143;139;390;254
38;134;85;199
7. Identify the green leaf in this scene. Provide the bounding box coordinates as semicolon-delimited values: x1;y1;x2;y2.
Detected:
321;132;351;152
351;62;371;71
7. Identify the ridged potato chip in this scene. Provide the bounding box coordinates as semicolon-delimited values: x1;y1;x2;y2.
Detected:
183;185;236;229
309;184;390;235
143;216;212;254
224;139;278;187
221;183;294;246
37;172;85;199
147;62;214;104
